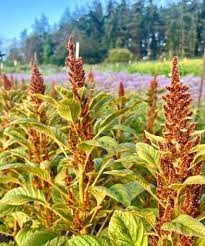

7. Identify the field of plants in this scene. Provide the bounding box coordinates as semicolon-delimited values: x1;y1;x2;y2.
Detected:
0;36;205;246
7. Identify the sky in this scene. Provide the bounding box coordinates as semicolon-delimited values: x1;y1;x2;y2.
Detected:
0;0;89;41
0;0;169;50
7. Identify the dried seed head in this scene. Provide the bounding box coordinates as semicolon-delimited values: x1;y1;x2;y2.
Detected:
2;74;12;90
171;56;180;85
65;36;85;91
145;75;158;136
156;57;201;238
30;63;45;105
118;81;125;97
50;80;56;98
21;78;27;90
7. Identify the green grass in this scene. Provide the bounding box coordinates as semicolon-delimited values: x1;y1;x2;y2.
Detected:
127;58;202;76
2;58;203;76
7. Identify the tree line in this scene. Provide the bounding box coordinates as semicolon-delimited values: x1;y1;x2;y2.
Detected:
6;0;205;65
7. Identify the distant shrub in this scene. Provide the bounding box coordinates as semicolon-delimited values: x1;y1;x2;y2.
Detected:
106;48;133;63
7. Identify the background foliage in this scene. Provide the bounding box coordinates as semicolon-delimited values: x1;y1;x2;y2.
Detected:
5;0;205;65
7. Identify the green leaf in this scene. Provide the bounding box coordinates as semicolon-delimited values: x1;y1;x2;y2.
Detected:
55;85;73;99
16;228;57;246
124;182;144;201
97;136;119;154
194;238;205;246
190;146;205;169
136;143;160;171
12;211;31;228
105;170;162;207
78;136;118;155
144;131;165;148
184;175;205;185
68;235;108;246
4;129;33;150
162;214;205;238
0;186;47;205
34;94;58;107
44;237;69;246
7;118;67;149
91;184;130;207
96;108;128;137
90;92;111;110
117;154;157;177
0;203;20;218
57;98;81;123
0;176;20;185
113;124;137;136
108;211;148;246
0;163;24;171
90;93;112;118
191;130;205;137
105;169;135;178
170;175;205;190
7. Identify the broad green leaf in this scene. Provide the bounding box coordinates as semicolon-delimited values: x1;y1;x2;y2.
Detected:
9;147;30;162
136;143;160;170
170;175;205;190
105;170;161;206
7;118;67;149
118;143;136;154
113;124;137;136
105;169;135;178
12;211;30;228
57;98;81;123
144;131;165;148
0;203;20;218
0;244;14;246
127;207;157;227
78;140;101;153
91;184;130;207
117;154;157;177
97;136;118;154
0;186;47;205
0;176;20;184
44;237;69;246
21;165;51;182
16;228;57;246
68;235;109;246
55;85;73;99
194;238;205;246
90;92;111;110
184;175;205;185
108;211;148;246
162;214;205;238
190;146;205;168
96;108;128;137
4;129;33;150
78;136;118;155
191;130;205;137
124;182;144;201
51;203;72;222
34;94;58;107
0;163;24;171
190;144;205;153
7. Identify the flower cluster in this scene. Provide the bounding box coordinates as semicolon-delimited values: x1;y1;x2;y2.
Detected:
65;36;95;232
145;75;158;136
153;57;201;245
30;63;45;105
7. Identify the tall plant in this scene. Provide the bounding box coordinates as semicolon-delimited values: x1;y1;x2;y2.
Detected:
0;36;135;244
107;57;205;246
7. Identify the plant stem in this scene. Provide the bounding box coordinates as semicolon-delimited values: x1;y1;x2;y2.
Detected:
79;164;84;207
92;158;112;187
